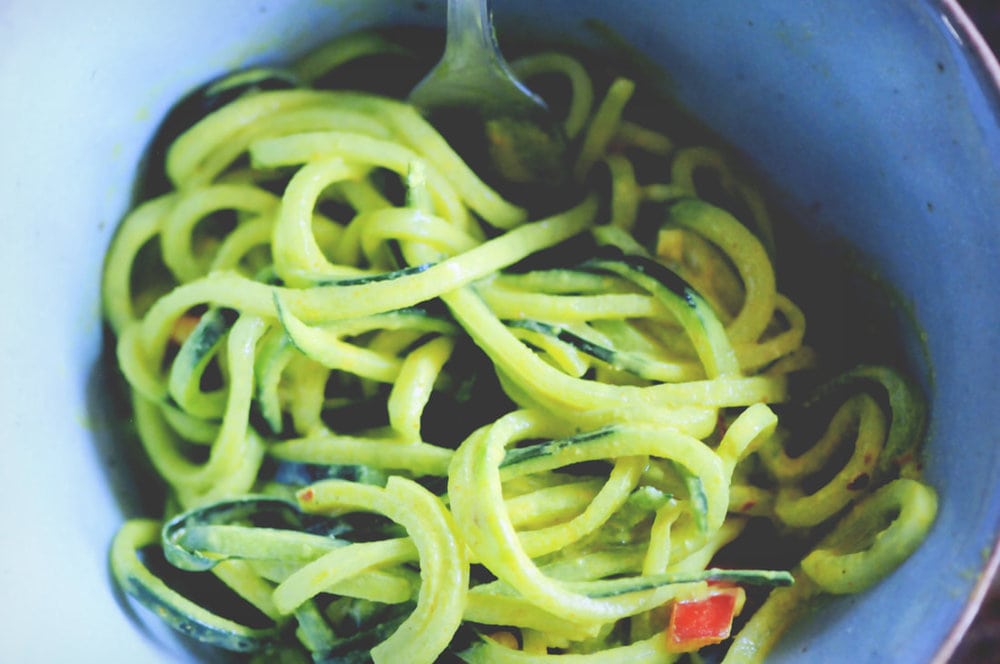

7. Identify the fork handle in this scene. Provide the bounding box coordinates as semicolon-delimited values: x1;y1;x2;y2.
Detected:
443;0;504;72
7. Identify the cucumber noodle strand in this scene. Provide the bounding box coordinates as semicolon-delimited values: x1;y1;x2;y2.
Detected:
103;30;936;664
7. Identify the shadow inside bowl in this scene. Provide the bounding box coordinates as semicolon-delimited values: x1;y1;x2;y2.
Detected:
88;336;252;662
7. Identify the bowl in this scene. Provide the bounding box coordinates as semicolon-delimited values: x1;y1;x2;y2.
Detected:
2;1;998;662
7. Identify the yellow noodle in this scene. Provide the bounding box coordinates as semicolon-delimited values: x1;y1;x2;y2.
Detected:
104;33;935;664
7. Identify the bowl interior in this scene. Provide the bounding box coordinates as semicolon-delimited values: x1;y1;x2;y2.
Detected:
3;0;999;662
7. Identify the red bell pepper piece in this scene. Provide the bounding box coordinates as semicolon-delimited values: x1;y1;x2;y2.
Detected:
665;585;744;652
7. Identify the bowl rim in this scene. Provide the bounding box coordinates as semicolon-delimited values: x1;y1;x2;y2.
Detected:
932;5;1000;662
940;0;1000;93
938;542;1000;662
937;0;1000;98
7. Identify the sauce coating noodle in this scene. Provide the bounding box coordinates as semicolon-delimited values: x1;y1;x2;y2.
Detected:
104;29;936;663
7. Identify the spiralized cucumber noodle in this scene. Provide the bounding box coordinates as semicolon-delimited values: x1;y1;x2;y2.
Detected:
104;29;937;664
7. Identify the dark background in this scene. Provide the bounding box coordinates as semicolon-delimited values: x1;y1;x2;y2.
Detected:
948;3;998;663
962;0;1000;53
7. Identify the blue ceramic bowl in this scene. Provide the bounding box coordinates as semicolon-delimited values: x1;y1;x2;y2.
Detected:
1;1;997;661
